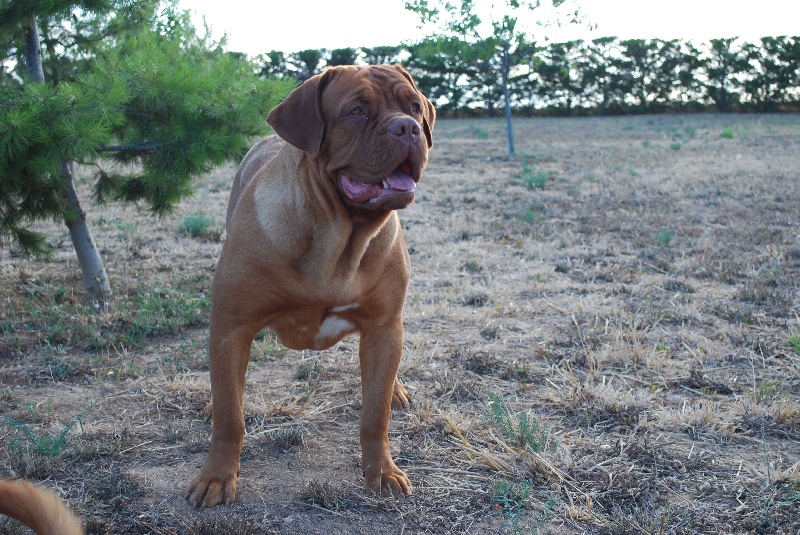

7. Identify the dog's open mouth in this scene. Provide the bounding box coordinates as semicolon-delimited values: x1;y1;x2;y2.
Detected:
338;161;416;209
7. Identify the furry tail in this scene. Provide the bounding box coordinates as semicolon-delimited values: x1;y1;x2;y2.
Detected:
0;480;82;535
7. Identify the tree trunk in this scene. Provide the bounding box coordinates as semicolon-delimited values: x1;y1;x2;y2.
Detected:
501;42;515;157
23;15;45;83
24;15;113;306
62;162;113;304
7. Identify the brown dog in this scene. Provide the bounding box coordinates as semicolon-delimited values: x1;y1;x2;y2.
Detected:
0;480;83;535
185;65;435;508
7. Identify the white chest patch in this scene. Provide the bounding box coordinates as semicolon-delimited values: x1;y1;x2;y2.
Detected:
315;316;355;345
329;302;359;313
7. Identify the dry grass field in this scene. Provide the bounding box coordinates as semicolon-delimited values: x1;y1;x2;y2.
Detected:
1;113;799;534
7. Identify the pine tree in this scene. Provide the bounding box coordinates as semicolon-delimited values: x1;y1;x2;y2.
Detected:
0;1;294;305
405;0;592;156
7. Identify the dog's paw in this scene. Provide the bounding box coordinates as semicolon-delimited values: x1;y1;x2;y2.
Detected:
184;469;237;509
364;460;412;497
391;377;411;410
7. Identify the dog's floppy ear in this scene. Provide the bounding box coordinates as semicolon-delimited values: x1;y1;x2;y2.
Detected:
421;96;436;149
393;64;435;148
267;69;335;158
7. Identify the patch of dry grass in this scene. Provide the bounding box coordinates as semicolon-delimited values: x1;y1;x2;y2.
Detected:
2;113;800;533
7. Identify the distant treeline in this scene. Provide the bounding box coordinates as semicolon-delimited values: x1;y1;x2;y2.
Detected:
256;36;800;116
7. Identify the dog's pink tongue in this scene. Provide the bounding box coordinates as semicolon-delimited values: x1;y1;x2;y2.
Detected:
340;174;380;201
385;169;416;191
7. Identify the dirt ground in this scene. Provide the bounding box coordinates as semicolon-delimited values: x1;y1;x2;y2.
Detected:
1;113;799;534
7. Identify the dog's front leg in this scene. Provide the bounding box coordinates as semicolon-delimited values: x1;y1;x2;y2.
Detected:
359;319;412;496
185;313;255;508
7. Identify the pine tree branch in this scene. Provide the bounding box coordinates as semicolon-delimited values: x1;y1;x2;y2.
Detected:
98;144;163;152
98;141;210;154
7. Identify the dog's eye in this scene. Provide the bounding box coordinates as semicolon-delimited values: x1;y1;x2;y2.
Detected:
410;102;421;114
349;106;363;116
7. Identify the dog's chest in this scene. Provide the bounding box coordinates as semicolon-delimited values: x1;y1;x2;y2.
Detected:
267;303;359;351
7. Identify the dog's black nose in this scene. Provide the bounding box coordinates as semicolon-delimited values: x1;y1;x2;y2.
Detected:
388;117;421;144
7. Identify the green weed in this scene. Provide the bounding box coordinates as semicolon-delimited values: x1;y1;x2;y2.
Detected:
656;229;675;245
114;220;140;234
486;393;556;453
181;213;222;240
491;480;555;534
16;281;210;350
462;260;482;273
251;332;289;362
102;361;145;382
670;142;682;151
720;127;735;139
470;125;490;140
492;479;532;533
117;287;210;346
24;399;50;421
41;342;71;379
776;481;800;512
790;329;800;356
519;164;549;190
754;380;789;403
296;359;322;382
504;359;530;381
520;209;542;224
4;406;91;457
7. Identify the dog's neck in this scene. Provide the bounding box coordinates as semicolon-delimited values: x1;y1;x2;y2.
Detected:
295;152;400;281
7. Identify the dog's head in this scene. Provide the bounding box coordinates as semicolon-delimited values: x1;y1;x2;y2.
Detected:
267;65;435;211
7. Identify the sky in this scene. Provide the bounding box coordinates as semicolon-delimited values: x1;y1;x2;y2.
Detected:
180;0;800;57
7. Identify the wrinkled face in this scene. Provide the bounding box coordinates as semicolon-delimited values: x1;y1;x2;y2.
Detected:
319;66;434;211
267;65;435;212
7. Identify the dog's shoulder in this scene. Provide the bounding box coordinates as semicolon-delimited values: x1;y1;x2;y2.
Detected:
239;135;288;180
227;136;297;228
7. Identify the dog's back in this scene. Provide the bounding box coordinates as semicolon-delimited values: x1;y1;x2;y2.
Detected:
0;480;82;535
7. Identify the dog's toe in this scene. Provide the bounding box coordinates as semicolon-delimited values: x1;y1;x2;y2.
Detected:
364;461;412;498
391;377;411;410
185;473;236;509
